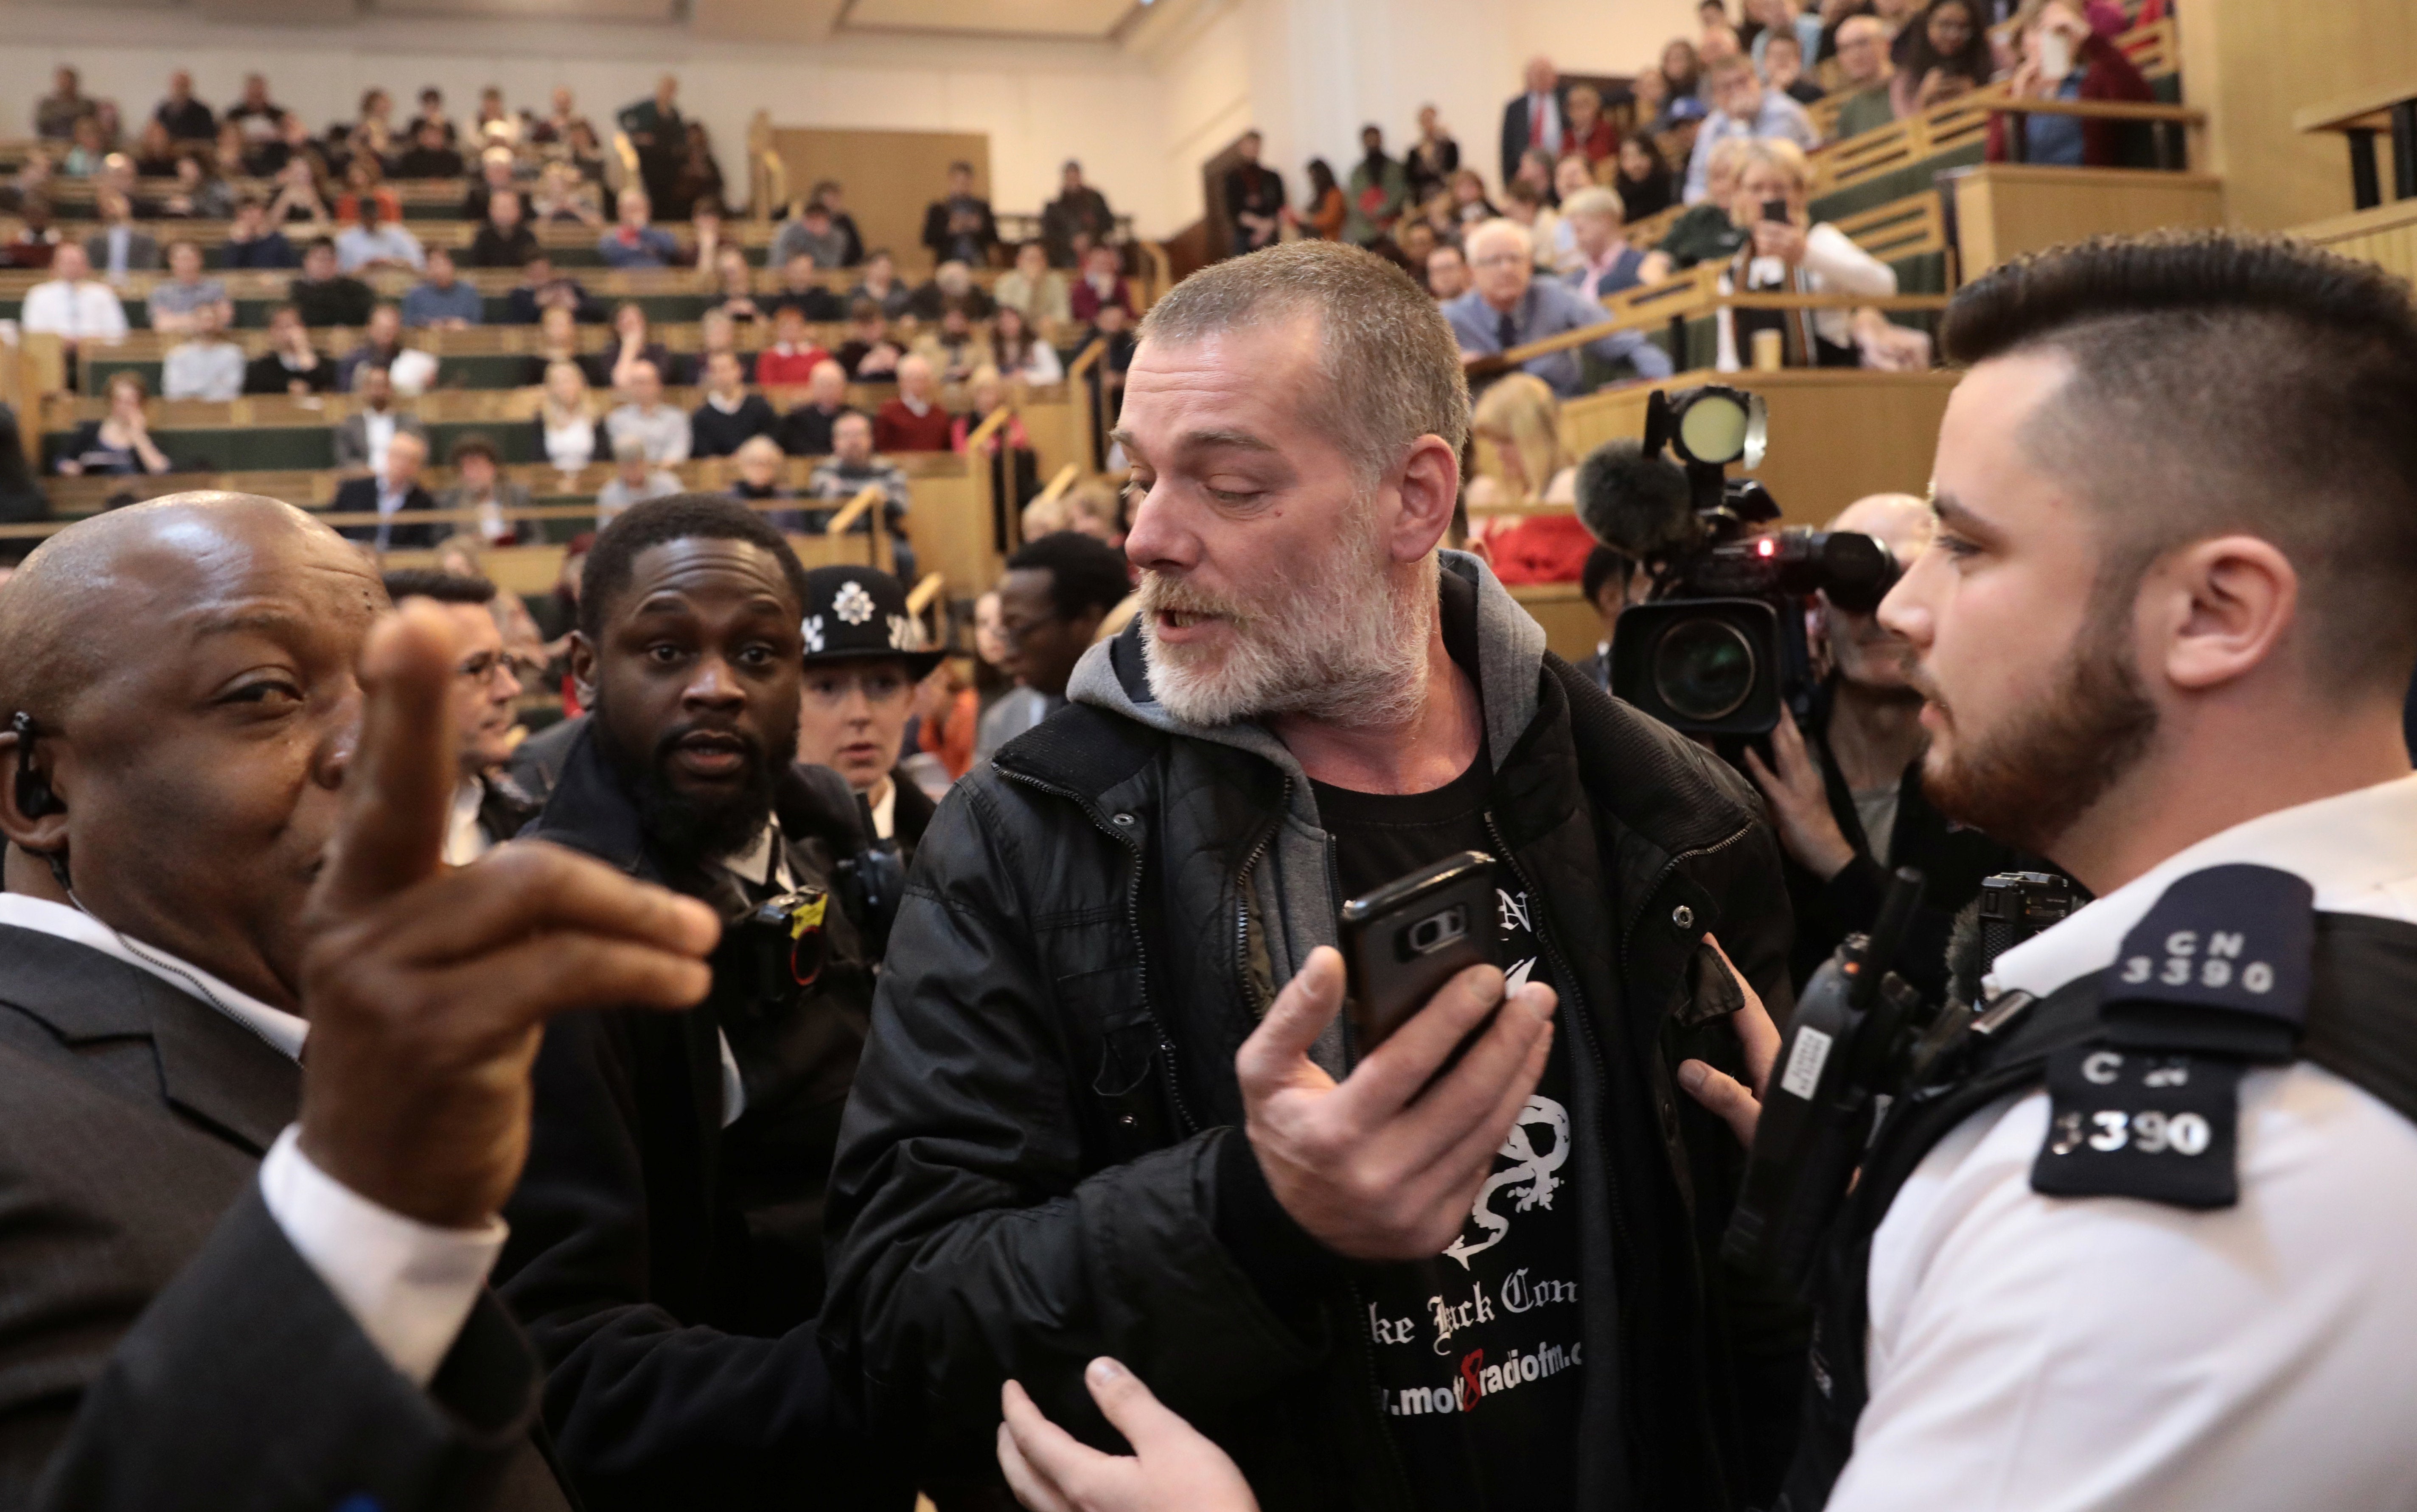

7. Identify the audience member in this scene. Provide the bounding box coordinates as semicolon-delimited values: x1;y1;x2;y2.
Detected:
1343;124;1410;245
807;411;912;566
1762;30;1830;104
779;359;855;456
1686;54;1821;201
435;435;536;547
995;239;1074;327
378;569;536;864
1043;159;1116;267
34;65;95;141
537;360;603;472
460;148;516;220
597;188;678;269
1500;55;1568;185
1613;135;1677;220
1715;137;1924;369
348;85;398;163
604;359;693;464
518;303;584;386
82;188;159;280
4;197;60;269
1989;0;2154;164
1660;135;1754;268
61;115;107;178
836;300;904;379
1565;185;1668;299
224;195;298;268
726;432;800;526
224;72;288;149
1069;242;1134;322
911;298;993;384
461;188;538;269
992;304;1063;382
875;354;954;453
55;371;172;476
336;200;426;273
401;246;482;329
394;118;465;178
504;252;597;324
153;68;216;141
1463;372;1594;583
848;248;914;320
1445;218;1674;395
334;363;428;471
161;302;247;402
768;252;846;322
1081;300;1139;421
951;366;1030;458
1445;166;1499;229
336;303;437;394
336;156;405;227
408;84;455;146
1301;157;1346;240
589;300;679;390
533;158;605;227
922;160;999;266
244;303;336;395
1404;105;1461;203
810;179;868;265
1660;36;1707;103
754;303;831;388
793;563;945;847
332;427;437;550
1425;241;1471;300
1502;180;1560;266
709;245;765;323
266;153;334;229
1224;131;1288;255
907;258;995;321
1750;0;1829;67
771;197;851;269
144;240;232;334
1893;0;1992;116
690;348;779;457
594;434;682;519
20;244;128;359
162;151;237;219
1831;15;1901;135
1564;83;1621;165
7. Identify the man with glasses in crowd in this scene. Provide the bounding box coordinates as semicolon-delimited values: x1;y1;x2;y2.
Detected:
1443;219;1673;397
383;569;537;865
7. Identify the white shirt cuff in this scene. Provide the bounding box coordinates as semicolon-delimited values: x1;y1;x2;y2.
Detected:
256;1125;508;1389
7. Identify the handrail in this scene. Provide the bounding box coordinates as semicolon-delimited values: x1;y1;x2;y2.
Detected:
610;129;641;191
1467;288;1953;376
1035;462;1080;508
2294;80;2417;135
825;483;884;537
905;571;947;615
1980;97;2205;124
962;404;1013;453
1136;241;1173;309
1066;337;1107;380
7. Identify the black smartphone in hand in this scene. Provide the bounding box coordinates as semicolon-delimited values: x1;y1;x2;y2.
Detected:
1338;850;1501;1052
1762;197;1791;224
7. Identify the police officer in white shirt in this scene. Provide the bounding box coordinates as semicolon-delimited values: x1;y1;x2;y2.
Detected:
381;568;538;867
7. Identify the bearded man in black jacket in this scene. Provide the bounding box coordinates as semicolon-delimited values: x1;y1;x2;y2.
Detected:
823;241;1802;1512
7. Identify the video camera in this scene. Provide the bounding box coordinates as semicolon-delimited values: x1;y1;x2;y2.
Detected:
1579;385;1900;738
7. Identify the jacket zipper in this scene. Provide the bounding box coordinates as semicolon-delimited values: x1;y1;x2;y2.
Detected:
998;765;1200;1137
1231;777;1290;1019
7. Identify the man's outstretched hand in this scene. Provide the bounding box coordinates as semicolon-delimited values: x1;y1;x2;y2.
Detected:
1237;946;1556;1262
296;601;720;1231
998;1361;1257;1512
1675;933;1781;1148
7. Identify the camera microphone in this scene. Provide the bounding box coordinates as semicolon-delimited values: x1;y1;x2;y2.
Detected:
1574;439;1698;561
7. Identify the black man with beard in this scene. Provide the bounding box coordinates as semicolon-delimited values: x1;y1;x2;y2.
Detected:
494;494;906;1512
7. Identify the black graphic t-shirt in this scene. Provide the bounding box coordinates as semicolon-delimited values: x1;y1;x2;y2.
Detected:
1312;744;1584;1512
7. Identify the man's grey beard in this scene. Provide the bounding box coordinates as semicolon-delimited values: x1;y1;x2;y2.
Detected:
1136;503;1436;729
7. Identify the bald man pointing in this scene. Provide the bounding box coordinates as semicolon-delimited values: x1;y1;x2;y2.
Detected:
0;494;716;1510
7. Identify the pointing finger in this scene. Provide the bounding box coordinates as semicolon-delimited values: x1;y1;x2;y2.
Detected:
314;602;460;916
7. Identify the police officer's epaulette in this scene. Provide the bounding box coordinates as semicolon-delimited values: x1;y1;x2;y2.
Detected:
2029;864;2315;1210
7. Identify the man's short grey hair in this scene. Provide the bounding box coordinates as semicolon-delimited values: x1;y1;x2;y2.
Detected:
1837;14;1887;44
1466;218;1534;264
1137;240;1469;484
1561;185;1626;223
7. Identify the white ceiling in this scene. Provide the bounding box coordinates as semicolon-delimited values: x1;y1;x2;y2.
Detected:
837;0;1141;40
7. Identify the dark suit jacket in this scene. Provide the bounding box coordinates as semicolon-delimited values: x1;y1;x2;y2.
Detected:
0;926;569;1511
331;474;440;550
1500;87;1569;187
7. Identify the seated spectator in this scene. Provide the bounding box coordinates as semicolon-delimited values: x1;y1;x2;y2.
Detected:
836;300;904;379
597;188;678;268
771;252;848;322
505;253;597;324
875;355;953;453
531;84;588;146
603;359;692;463
461;146;517;220
1427;241;1471;301
690;348;778;457
1892;0;1991;117
1564;83;1620;164
1068;242;1133;323
35;65;95;143
20;244;127;361
160;152;236;220
1226;131;1289;254
336;200;425;273
922;160;998;266
160;302;246;401
519;303;583;385
1444;217;1675;396
1830;17;1900;137
779;359;855;456
694;305;743;374
991;304;1063;383
755;303;832;388
1042;160;1116;267
908;259;996;322
333;362;429;470
1546;154;1597;265
1686;54;1821;201
687;198;726;275
1715;137;1929;369
993;240;1073;328
266;153;333;230
348;85;398;163
810;179;867;264
1060;476;1128;550
910;297;993;385
223;195;297;268
437;433;535;544
848;249;914;320
55;371;172;475
334;155;404;226
1751;0;1829;67
243;302;335;395
1988;0;2154;165
1762;30;1829;106
145;240;232;334
468;187;540;268
1463;371;1594;583
712;245;764;322
409;84;455;144
6;198;63;269
1564;185;1669;299
1502;182;1560;268
773;199;852;269
951;366;1030;457
1613;135;1677;221
401;246;482;329
1445;166;1499;230
595;432;682;520
393;118;465;178
537;359;603;472
806;410;913;575
331;426;437;550
726;433;800;527
533;158;605;227
225;72;288;152
154;68;216;141
1658;135;1753;268
586;300;679;390
82;189;159;281
61;115;107;179
3;148;56;213
336;303;437;394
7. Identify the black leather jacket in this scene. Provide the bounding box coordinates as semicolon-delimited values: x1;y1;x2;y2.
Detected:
823;558;1805;1512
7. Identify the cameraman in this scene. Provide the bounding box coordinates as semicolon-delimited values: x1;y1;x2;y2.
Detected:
1743;492;2027;995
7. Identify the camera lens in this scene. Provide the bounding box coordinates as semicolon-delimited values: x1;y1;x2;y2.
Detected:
1653;617;1757;723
